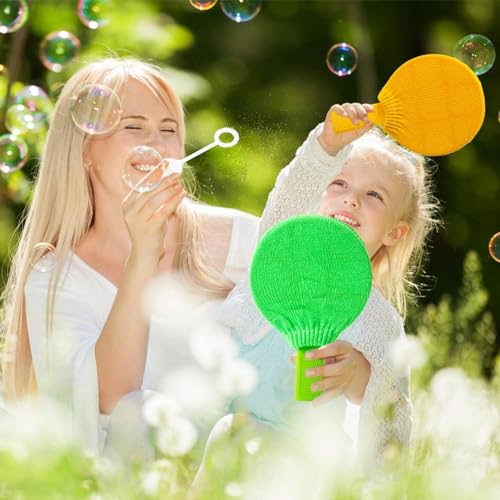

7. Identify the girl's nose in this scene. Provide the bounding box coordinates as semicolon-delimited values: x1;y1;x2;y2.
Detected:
343;196;359;208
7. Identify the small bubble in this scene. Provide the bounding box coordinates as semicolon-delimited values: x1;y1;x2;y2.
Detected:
13;85;53;118
0;0;28;34
5;104;47;135
39;31;80;72
326;43;358;77
220;0;262;23
488;232;500;263
0;133;28;173
189;0;218;11
77;0;110;30
453;34;495;76
30;242;56;273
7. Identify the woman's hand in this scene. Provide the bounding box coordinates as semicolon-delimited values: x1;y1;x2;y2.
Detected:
317;102;374;156
300;340;371;405
121;173;185;263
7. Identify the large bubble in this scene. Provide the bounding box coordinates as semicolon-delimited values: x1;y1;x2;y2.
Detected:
453;34;496;76
189;0;218;10
71;84;123;135
0;133;28;173
489;232;500;263
326;43;358;77
121;145;165;193
77;0;110;30
0;0;28;34
220;0;262;23
39;31;81;72
5;104;47;135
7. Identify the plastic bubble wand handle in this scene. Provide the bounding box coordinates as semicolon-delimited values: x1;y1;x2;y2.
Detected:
128;127;239;195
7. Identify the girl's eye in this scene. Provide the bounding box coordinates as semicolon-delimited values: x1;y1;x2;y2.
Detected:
125;125;141;130
331;179;346;187
368;191;383;201
161;128;176;134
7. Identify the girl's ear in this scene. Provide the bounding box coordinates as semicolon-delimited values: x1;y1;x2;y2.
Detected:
383;220;410;247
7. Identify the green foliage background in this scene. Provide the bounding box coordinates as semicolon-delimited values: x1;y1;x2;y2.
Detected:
0;1;498;381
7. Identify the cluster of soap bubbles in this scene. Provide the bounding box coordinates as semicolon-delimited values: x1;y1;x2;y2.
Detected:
0;84;53;173
0;1;112;173
189;0;262;23
0;1;110;73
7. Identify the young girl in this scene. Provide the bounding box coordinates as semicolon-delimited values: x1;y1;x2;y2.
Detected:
216;102;440;464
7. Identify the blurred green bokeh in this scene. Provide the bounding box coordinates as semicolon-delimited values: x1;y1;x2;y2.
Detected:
0;0;498;349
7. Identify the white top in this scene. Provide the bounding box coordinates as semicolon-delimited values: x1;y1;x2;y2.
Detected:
219;124;412;464
25;207;260;453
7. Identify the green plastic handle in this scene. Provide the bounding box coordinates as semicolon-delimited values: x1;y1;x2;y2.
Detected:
295;347;324;401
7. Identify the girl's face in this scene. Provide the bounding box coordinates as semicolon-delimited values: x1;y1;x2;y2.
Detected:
318;145;410;259
86;78;183;198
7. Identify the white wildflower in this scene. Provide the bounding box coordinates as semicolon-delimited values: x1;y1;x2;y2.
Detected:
156;417;198;457
142;393;181;428
190;321;238;370
216;359;258;397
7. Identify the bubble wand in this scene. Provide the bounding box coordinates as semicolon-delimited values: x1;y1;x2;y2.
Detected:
123;127;239;196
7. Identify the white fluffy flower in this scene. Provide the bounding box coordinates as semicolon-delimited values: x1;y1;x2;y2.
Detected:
142;470;161;497
142;393;181;428
215;359;258;397
390;335;426;374
190;321;238;370
156;417;198;457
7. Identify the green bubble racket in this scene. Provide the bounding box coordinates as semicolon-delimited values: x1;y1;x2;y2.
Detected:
249;215;372;401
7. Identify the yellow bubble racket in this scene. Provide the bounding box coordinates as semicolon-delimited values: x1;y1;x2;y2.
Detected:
331;54;485;156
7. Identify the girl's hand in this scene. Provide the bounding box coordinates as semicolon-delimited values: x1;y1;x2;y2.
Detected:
302;340;370;405
317;102;374;156
121;173;185;263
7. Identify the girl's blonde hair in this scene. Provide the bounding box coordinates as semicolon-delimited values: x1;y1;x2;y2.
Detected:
1;58;233;399
353;128;441;319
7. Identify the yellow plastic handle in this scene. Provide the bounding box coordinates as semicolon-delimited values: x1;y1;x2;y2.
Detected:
330;103;384;133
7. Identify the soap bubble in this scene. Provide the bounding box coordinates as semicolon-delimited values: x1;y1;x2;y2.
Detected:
39;31;81;72
0;0;28;34
0;133;28;173
30;242;56;273
189;0;218;10
13;85;53;119
71;84;122;135
489;232;500;263
220;0;262;23
122;145;165;193
77;0;110;30
5;104;47;135
453;34;496;76
326;43;358;77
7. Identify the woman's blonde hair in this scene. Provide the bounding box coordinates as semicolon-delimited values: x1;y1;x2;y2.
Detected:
353;128;441;319
1;57;233;399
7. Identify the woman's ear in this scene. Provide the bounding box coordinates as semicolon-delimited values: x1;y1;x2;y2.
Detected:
382;220;410;247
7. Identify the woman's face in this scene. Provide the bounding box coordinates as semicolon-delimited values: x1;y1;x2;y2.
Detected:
86;78;183;199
